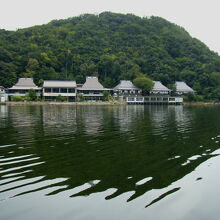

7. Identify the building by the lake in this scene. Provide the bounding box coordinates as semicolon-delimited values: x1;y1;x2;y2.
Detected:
150;81;171;95
77;76;110;101
124;80;182;105
0;86;8;102
175;81;194;95
43;80;77;101
8;78;41;100
2;77;191;105
113;80;142;96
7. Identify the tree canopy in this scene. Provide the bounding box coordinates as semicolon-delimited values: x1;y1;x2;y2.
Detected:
133;76;154;93
0;12;220;100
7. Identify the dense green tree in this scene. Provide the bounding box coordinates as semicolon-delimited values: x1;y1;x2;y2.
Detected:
27;89;37;101
0;61;17;87
133;76;154;93
0;12;220;100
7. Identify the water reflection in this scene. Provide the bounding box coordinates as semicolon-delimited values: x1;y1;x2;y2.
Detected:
42;105;77;136
0;105;8;129
174;105;193;134
0;105;220;208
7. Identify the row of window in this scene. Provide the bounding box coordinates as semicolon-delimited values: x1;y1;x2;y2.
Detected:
79;90;103;94
127;97;176;101
44;96;75;101
44;88;75;93
115;90;142;94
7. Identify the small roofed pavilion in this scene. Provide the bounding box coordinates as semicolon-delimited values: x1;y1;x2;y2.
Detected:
150;81;171;95
113;80;142;95
175;81;194;95
77;77;110;101
8;78;41;98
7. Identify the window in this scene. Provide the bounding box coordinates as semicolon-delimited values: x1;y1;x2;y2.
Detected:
61;88;67;93
52;88;59;93
169;98;175;101
94;91;100;94
136;98;143;101
144;97;149;101
68;88;75;93
151;97;156;101
45;88;51;93
127;97;135;101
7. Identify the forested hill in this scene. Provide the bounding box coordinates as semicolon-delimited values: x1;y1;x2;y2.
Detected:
1;12;220;99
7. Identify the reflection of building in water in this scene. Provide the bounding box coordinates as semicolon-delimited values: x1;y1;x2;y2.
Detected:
0;105;8;128
42;105;77;136
77;106;105;136
148;105;170;136
174;105;192;134
113;105;145;132
0;105;8;117
148;105;192;136
7;105;43;141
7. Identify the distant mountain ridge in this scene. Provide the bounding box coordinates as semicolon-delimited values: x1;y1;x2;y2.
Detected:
0;12;220;99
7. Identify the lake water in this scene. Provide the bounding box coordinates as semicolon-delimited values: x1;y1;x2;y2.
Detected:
1;104;220;220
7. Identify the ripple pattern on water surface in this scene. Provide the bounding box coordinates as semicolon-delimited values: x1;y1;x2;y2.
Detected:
1;105;220;212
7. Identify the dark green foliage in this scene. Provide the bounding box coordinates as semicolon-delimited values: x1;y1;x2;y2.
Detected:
56;95;68;102
11;96;24;102
102;90;114;101
185;92;203;102
27;89;37;101
133;76;154;93
1;12;220;100
77;94;85;102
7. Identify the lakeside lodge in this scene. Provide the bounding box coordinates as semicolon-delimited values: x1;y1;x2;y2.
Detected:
0;77;195;104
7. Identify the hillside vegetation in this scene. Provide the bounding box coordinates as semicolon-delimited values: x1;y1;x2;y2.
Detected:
1;12;220;100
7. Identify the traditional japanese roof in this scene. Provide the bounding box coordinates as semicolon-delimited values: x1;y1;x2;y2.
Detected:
78;77;107;90
114;80;140;90
43;80;76;88
9;78;41;90
152;81;170;92
175;81;194;92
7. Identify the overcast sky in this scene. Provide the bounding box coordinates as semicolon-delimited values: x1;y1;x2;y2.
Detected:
1;0;220;54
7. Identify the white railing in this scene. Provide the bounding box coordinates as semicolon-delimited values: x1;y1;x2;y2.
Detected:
126;96;183;104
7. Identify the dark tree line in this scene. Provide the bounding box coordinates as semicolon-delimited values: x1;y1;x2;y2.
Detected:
0;12;220;100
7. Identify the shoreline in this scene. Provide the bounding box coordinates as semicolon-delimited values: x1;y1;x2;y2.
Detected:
183;102;220;106
0;101;125;106
1;101;220;106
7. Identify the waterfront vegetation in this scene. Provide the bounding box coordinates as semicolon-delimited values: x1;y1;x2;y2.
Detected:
1;12;220;101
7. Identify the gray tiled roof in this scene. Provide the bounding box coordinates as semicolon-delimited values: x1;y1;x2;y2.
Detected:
152;81;170;91
114;80;140;90
78;77;106;90
43;80;76;88
9;78;41;90
175;81;194;92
